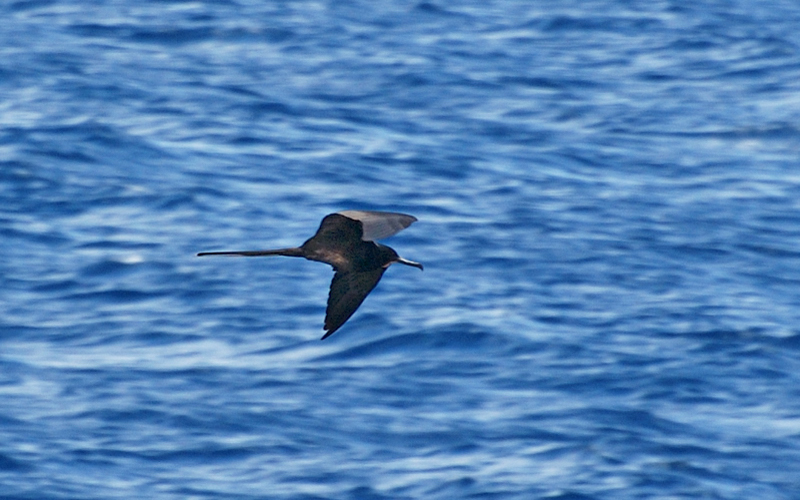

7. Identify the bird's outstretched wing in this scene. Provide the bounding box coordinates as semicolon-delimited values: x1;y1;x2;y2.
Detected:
322;268;386;339
337;211;417;241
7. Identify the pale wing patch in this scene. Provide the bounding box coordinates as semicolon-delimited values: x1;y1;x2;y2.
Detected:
337;210;417;241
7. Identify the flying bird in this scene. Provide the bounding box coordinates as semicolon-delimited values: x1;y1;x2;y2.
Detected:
197;210;422;339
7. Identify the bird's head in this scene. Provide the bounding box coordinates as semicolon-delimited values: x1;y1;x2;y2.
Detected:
380;246;423;271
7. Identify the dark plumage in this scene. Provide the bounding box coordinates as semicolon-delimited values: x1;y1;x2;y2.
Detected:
197;210;422;339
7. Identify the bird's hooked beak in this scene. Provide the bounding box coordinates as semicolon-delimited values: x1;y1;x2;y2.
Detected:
396;256;424;270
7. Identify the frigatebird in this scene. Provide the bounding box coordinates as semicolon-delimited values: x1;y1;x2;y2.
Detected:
197;210;422;339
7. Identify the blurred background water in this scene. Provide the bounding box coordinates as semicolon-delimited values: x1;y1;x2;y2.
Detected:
2;0;800;499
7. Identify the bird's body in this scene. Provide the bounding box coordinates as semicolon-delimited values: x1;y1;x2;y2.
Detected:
198;211;422;339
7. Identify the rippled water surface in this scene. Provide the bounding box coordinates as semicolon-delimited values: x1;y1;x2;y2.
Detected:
3;1;800;499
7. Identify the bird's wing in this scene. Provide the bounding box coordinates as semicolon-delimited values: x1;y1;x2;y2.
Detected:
322;268;386;339
311;213;363;251
337;210;417;241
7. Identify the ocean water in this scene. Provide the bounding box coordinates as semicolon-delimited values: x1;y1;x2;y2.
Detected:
2;0;800;498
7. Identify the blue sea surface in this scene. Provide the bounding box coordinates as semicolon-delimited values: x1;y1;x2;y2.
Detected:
3;1;800;498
